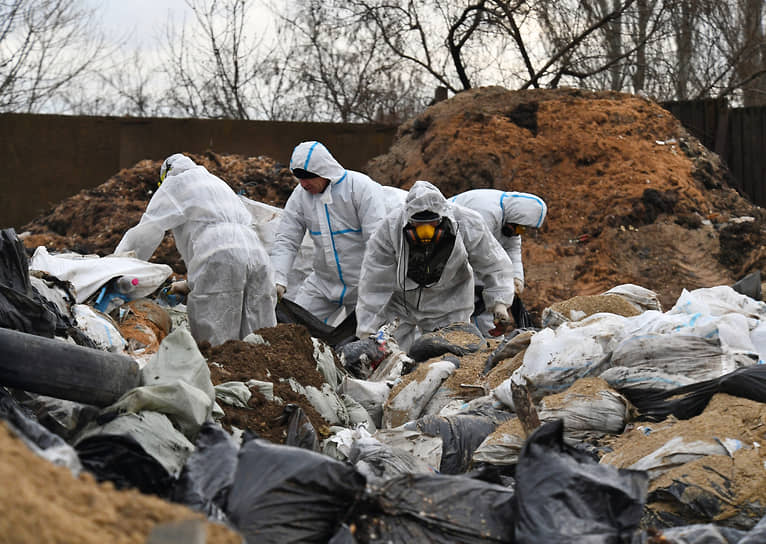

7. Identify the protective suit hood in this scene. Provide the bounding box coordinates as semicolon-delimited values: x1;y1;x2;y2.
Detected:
162;153;197;179
501;192;547;228
289;141;346;184
404;181;453;226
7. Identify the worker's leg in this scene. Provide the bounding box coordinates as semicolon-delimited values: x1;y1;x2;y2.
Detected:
241;257;277;339
187;250;247;346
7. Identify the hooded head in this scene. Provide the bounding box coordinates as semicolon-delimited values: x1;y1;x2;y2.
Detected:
501;192;547;231
289;141;346;184
405;181;450;223
159;153;196;185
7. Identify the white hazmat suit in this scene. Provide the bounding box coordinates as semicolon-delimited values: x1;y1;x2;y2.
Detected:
356;181;516;351
115;153;277;346
270;141;390;323
450;188;547;286
450;188;547;335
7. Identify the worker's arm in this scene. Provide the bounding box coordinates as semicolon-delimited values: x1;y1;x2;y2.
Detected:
270;189;308;287
355;216;399;337
503;234;524;283
353;177;389;243
462;211;515;310
114;186;185;261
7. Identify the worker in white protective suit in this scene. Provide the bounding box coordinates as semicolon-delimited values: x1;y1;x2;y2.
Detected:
115;153;277;346
270;141;391;325
356;180;516;351
450;188;547;335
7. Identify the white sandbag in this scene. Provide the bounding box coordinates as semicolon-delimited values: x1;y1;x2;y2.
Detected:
214;381;252;408
750;321;766;364
323;427;437;486
602;284;662;312
290;379;350;426
471;417;526;468
600;366;696;392
623;436;732;480
30;247;172;303
609;333;753;386
238;196;313;291
341;394;376;431
313;337;342;388
71;304;126;353
374;426;443;471
494;314;626;407
670;286;766;321
382;360;457;428
337;376;391;428
107;328;216;439
537;378;630;441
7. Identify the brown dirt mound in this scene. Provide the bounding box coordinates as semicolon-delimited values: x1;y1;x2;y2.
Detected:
365;86;765;317
0;422;241;544
19;88;765;321
200;323;335;443
20;152;298;274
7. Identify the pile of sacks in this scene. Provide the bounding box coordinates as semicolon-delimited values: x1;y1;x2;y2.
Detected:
6;207;766;541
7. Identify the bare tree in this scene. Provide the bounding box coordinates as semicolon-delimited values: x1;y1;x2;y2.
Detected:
160;0;309;120
283;0;429;123
0;0;108;113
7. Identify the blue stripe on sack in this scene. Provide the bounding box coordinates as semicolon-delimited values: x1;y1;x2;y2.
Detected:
324;204;347;305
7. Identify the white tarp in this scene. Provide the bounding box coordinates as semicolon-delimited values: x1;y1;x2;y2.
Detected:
29;247;172;303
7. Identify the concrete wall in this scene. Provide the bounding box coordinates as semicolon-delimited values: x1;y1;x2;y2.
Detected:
1;113;397;229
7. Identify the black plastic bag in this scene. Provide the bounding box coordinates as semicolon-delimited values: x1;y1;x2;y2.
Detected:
337;337;389;379
731;270;761;301
405;414;505;474
285;404;319;451
624;365;766;421
226;439;366;543
352;472;516;542
171;422;239;523
77;433;174;497
276;297;357;348
513;420;647;543
510;296;533;329
0;228;82;339
0;386;75;455
408;322;485;362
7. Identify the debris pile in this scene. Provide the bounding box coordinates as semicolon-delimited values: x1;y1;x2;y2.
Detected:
4;87;766;542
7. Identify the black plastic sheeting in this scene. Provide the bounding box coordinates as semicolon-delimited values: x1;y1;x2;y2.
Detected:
226;439;366;543
76;434;174;498
276;297;357;348
513;420;647;543
0;228;58;337
337;337;388;379
171;422;239;523
352;472;516;543
0;228;94;346
0;386;72;455
405;414;508;474
623;365;766;421
408;322;485;362
285;404;319;451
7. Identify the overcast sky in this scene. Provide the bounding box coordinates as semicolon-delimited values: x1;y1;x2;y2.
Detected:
91;1;277;53
90;0;192;50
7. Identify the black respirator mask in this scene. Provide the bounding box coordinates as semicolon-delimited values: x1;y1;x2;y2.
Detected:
502;223;526;237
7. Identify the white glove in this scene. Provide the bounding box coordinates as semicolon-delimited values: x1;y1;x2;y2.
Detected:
168;280;190;295
514;278;524;296
493;303;511;326
276;284;286;300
